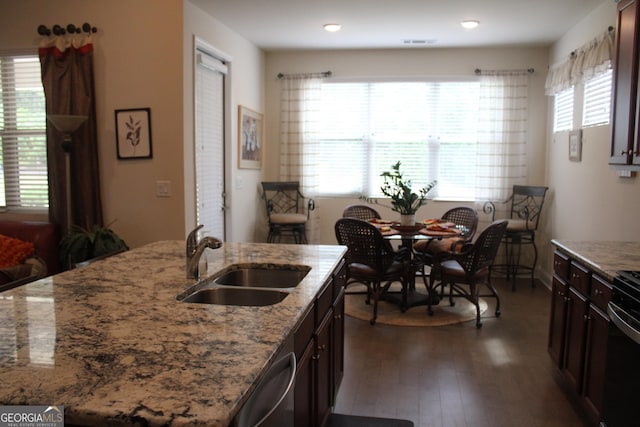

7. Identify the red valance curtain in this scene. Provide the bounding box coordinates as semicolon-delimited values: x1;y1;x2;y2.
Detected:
38;33;103;236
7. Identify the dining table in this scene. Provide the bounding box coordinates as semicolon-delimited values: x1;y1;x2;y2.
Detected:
370;219;467;312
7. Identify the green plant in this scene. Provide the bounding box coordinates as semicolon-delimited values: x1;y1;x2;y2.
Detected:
59;222;128;270
366;161;437;215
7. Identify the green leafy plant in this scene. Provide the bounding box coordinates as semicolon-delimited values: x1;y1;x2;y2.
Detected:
363;161;437;215
59;222;128;270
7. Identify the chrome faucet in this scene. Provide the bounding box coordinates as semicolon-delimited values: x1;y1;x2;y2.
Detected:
186;225;222;279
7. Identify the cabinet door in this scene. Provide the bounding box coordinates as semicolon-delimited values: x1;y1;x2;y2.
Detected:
294;340;315;427
582;305;609;424
548;276;569;367
611;0;640;164
331;288;345;404
315;311;332;427
562;287;589;393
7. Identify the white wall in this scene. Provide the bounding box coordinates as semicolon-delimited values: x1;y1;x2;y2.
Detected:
264;47;550;245
183;1;266;243
542;1;640;284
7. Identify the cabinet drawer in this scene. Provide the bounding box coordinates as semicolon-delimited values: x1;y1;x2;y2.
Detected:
590;275;612;313
570;262;591;296
554;252;570;282
316;281;333;326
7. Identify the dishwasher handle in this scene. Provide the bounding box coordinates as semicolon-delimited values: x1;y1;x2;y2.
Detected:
608;301;640;345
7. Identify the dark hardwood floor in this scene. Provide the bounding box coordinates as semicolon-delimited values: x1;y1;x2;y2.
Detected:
333;278;590;427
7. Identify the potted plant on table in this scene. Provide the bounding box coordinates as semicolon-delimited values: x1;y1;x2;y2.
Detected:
363;161;437;225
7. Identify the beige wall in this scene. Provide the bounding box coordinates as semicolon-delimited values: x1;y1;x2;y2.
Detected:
264;47;550;247
1;0;185;249
541;1;640;284
183;1;266;243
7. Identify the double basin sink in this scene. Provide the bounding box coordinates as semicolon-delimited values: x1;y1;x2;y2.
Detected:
177;264;310;307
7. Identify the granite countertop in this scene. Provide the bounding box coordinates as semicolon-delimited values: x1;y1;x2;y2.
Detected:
551;240;640;281
0;240;346;427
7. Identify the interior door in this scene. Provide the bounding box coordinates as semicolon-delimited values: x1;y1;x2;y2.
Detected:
195;48;226;239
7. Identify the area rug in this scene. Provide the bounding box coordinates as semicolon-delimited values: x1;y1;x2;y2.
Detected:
329;413;414;427
344;283;487;327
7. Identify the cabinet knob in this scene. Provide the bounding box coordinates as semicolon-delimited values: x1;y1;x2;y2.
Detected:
594;289;603;296
583;314;591;322
334;314;342;320
317;344;326;352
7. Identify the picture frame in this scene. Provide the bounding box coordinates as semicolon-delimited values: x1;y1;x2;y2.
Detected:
238;106;263;169
569;129;582;162
115;108;153;159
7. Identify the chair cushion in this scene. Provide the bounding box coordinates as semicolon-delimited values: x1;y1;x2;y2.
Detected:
348;260;405;281
0;234;35;268
440;259;489;282
270;213;307;225
506;218;537;231
413;237;463;253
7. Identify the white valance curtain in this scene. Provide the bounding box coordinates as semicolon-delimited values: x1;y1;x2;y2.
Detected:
475;71;529;207
545;29;614;95
279;74;324;243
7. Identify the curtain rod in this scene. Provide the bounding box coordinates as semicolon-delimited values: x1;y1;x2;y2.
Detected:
277;71;332;79
570;26;614;57
475;68;534;75
37;23;97;36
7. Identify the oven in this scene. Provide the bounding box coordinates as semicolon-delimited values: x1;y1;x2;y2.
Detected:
600;271;640;427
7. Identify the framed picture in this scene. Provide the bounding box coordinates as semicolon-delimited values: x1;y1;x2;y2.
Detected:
569;129;582;162
238;106;263;169
115;108;153;159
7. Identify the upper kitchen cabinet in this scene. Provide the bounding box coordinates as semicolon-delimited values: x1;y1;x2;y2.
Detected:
610;0;640;167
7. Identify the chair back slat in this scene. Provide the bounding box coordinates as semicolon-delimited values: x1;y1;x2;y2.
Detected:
457;220;507;274
342;205;382;221
441;206;478;241
262;182;304;215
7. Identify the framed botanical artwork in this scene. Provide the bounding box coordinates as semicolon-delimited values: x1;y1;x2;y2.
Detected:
238;106;263;169
569;129;582;162
115;108;153;159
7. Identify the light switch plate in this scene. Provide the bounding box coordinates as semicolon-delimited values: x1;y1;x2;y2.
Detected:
156;180;172;197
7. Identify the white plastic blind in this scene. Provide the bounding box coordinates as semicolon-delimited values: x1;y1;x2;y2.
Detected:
582;69;612;127
0;54;48;210
195;51;226;238
553;87;574;132
318;81;479;199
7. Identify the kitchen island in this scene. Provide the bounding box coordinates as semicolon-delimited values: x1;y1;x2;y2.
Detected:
0;240;346;426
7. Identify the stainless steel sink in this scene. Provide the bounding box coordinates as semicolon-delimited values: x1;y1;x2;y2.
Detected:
213;266;310;289
178;264;310;306
179;287;289;306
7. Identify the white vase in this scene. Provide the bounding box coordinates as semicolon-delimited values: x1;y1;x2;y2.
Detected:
399;213;416;226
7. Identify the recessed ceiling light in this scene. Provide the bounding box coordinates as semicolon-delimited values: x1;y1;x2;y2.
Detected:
323;23;342;32
461;20;479;29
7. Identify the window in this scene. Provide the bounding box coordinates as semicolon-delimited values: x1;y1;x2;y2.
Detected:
318;81;480;200
553;86;574;132
582;69;612;127
0;53;48;210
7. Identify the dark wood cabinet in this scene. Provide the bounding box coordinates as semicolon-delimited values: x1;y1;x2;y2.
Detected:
548;250;611;426
610;0;640;166
293;258;345;427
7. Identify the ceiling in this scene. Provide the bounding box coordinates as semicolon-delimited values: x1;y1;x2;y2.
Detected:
189;0;609;51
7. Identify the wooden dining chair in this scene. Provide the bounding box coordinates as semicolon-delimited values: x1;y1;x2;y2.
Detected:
430;220;507;328
334;218;409;325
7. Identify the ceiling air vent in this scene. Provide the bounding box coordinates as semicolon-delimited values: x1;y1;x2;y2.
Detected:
402;39;437;46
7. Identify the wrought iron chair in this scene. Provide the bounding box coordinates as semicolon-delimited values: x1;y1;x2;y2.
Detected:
261;182;315;244
334;218;409;325
431;220;508;328
484;185;548;290
342;204;382;221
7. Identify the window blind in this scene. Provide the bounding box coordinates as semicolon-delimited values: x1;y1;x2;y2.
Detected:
0;54;48;210
582;69;612;127
553;87;574;132
318;81;479;199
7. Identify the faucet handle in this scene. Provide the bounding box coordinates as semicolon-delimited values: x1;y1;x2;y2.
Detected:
187;224;204;251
